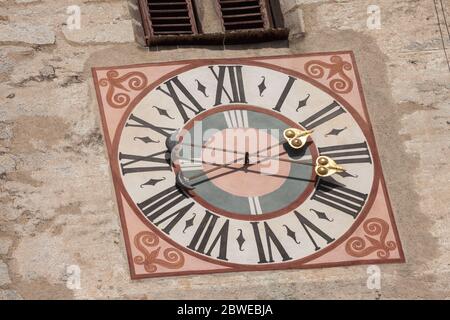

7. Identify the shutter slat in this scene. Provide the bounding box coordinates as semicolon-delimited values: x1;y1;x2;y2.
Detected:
147;0;198;36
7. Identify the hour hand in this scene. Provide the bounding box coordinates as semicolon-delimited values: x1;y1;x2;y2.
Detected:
283;128;313;149
315;156;345;177
176;171;195;190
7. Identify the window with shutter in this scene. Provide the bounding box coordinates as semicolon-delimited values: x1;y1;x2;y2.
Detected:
146;0;198;36
132;0;289;47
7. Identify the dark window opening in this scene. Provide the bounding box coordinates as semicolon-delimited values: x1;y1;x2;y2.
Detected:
131;0;289;47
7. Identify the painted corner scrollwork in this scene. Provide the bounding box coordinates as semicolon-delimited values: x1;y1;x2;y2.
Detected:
99;70;148;109
345;218;397;259
305;55;354;94
133;231;185;273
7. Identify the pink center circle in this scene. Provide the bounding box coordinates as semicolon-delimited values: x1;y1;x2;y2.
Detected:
201;128;291;197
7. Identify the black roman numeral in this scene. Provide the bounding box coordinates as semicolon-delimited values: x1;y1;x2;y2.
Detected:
311;179;367;218
138;185;192;234
319;142;372;164
210;65;247;106
187;211;230;261
273;76;296;112
294;211;335;251
157;76;205;123
126;113;175;138
300;100;345;129
251;221;292;264
119;150;170;175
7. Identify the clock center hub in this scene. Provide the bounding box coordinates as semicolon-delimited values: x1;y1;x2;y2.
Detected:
202;128;291;197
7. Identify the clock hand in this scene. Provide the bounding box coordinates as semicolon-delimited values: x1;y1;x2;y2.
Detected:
315;155;345;177
177;156;315;183
176;139;286;189
168;127;313;159
177;153;346;189
284;128;313;149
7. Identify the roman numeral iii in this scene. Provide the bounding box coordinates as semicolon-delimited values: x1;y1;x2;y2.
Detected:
311;179;368;218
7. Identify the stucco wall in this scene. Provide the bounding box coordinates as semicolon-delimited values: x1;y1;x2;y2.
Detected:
0;0;449;299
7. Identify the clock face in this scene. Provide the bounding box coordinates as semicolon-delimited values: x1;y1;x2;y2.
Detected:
116;64;376;265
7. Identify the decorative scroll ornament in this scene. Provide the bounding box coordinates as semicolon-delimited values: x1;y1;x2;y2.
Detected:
345;218;397;258
133;231;185;273
305;56;353;94
99;70;148;108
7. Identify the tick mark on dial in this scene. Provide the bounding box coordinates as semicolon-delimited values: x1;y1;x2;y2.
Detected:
183;213;196;233
153;105;175;119
283;225;301;244
258;76;267;96
236;229;245;251
140;177;165;188
296;94;310;111
134;136;159;144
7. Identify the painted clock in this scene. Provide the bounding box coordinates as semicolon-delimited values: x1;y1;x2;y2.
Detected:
92;52;404;279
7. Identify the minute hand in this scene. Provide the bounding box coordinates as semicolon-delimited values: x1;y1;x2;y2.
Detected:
180;140;286;182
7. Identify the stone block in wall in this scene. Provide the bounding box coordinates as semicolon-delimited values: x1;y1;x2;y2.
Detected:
0;23;55;45
62;20;134;44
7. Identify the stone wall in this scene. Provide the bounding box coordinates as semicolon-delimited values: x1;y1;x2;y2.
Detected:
0;0;449;299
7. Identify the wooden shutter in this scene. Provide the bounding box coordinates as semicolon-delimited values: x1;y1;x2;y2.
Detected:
128;0;148;46
146;0;198;36
216;0;271;31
